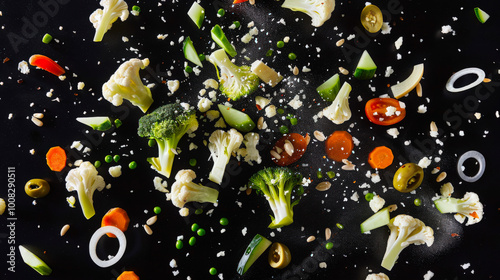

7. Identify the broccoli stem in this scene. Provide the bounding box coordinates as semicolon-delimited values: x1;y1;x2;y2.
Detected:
152;136;181;178
77;185;95;219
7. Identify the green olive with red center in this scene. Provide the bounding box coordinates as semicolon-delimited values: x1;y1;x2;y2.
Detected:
393;163;424;193
268;242;291;269
25;179;50;198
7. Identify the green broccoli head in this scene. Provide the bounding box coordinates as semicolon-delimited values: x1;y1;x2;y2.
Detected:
249;167;304;228
138;103;198;178
209;49;259;101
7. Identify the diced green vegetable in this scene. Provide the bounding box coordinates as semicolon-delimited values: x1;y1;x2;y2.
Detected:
353;50;377;80
474;7;490;23
217;8;225;17
76;116;112;131
237;234;272;275
19;245;52;276
218;104;256;132
183;36;203;67
42;33;53;44
211;24;237;57
187;2;205;28
316;73;340;102
326;171;335;178
360;205;392;233
114;119;122;128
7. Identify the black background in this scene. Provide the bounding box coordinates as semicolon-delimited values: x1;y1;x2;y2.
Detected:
1;0;500;279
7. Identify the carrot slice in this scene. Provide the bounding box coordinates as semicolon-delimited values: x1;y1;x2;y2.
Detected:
117;271;139;280
29;54;66;76
325;131;353;162
368;146;394;169
102;207;130;238
233;0;249;3
46;146;67;171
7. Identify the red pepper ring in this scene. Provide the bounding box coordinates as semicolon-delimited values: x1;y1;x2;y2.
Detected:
29;54;66;76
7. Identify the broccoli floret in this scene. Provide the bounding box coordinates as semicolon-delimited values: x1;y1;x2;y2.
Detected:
209;49;259;101
281;0;336;27
102;58;154;113
138;103;198;178
248;167;304;228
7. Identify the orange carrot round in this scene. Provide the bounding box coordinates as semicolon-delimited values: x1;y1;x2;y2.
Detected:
117;271;139;280
102;207;130;238
368;146;394;169
233;0;249;3
325;131;354;162
46;146;67;171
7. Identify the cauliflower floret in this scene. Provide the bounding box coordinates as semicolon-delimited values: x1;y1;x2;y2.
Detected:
282;0;336;27
206;110;220;121
208;129;243;184
366;272;390;280
369;195;385;213
434;192;483;226
153;176;168;193
323;82;352;124
440;182;454;197
197;97;213;113
243;132;262;166
90;0;129;42
108;165;122;178
170;169;219;210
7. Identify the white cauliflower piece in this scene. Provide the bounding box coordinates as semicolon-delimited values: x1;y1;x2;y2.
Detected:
90;0;129;42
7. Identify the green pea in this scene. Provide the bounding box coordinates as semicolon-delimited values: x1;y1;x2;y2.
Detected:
185;65;193;73
219;218;229;226
195;208;203;215
113;155;120;162
189;158;197;167
325;242;334;250
197;228;206;236
191;223;200;232
277;108;285;114
290;118;298;125
198;54;206;62
154;206;162;214
233;21;241;28
42;33;53;44
276;40;285;48
288;53;297;60
365;193;374;201
316;170;323;179
279;125;289;134
148;139;156;147
326;171;336;179
94;160;101;168
175;240;183;249
189;236;197;246
105;155;113;163
128;161;137;169
114;119;122;128
336;223;344;230
132;5;141;12
414;198;422;207
209;267;217;275
265;49;274;57
217;8;225;17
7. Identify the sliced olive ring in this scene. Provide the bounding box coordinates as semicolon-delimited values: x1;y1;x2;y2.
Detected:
393;163;424;193
268;242;291;269
25;179;50;198
361;5;383;33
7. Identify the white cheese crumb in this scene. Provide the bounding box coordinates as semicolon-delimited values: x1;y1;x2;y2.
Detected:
350;192;359;202
241;33;253;44
288;95;303;110
206;110;220;121
197;97;213;113
319;262;327;268
369;195;385;213
265;105;277;118
387;128;399;139
157;34;168;40
18;61;30;74
255;96;271;110
214;118;226;128
417;104;427;114
203;79;219;90
395;36;403;50
242;227;247;236
441;25;454;34
381;22;392;34
169;259;177;268
77;82;85;90
385;66;394;77
461;263;471;270
167;80;180;94
423;270;435;280
418;157;432;169
122;36;129;42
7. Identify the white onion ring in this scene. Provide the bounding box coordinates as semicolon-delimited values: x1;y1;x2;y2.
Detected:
89;226;127;268
446;67;485;92
457;150;485;183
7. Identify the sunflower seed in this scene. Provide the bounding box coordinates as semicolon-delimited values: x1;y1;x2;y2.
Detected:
314;130;325;141
146;215;157;226
284;140;294;156
31;116;43;127
325;228;332;240
416;83;423;97
341;159;356;171
143;224;153;235
305;133;311;145
336;39;345;47
306;236;316;242
483;78;491;83
33;113;44;119
430;121;438;132
275;146;283;154
436;172;447;182
315;181;331;191
60;224;70;236
257;117;265;130
339;67;349;75
270;150;281;160
293;66;299;75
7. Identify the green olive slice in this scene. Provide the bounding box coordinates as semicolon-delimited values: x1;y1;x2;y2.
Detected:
361;5;383;33
393;163;424;193
25;179;50;198
268;242;291;269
